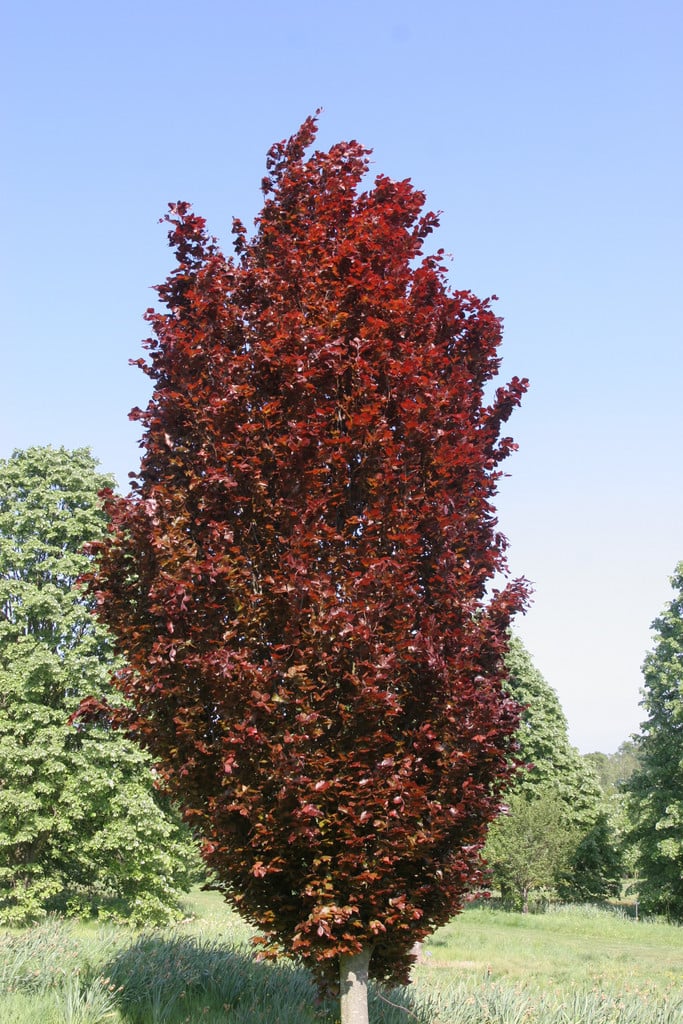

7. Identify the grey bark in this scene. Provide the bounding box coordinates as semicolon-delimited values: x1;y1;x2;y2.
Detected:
339;945;373;1024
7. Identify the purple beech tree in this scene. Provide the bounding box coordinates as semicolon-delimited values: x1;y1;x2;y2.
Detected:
79;117;529;1023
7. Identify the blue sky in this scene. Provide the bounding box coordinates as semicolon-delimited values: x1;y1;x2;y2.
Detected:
3;0;682;753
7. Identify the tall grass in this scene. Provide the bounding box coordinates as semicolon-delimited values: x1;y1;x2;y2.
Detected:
0;898;681;1022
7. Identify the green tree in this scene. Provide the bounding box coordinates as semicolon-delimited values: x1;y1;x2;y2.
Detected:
583;742;641;887
627;563;683;919
486;638;624;905
504;636;602;827
485;786;578;912
584;741;641;795
0;446;198;925
557;811;624;903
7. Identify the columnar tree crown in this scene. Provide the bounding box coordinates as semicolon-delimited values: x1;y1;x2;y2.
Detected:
83;117;528;987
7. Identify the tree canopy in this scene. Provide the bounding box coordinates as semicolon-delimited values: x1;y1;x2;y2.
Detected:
627;562;683;919
0;446;197;925
80;117;528;1016
584;741;641;796
503;636;602;827
484;638;622;907
485;785;578;912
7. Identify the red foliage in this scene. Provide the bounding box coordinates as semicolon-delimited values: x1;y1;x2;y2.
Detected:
83;117;529;988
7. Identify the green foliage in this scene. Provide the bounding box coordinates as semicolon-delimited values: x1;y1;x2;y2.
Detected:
584;741;641;795
557;811;624;903
0;446;199;926
504;637;602;828
627;562;683;919
485;786;579;911
581;743;642;885
486;638;625;906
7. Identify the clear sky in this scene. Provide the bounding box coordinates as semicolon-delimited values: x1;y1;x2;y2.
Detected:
3;0;682;754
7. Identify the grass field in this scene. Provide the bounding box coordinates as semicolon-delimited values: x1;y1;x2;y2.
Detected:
1;890;681;1023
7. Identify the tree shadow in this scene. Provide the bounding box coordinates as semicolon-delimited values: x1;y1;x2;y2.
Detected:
102;933;430;1024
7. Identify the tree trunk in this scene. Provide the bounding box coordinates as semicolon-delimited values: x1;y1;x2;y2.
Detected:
339;945;372;1024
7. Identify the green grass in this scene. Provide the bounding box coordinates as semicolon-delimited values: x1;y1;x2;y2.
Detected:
1;892;681;1022
420;900;683;992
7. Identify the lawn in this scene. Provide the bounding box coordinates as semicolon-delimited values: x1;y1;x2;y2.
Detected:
1;890;681;1023
420;899;683;991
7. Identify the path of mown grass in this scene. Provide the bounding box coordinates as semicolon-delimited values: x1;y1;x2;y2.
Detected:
0;889;681;1023
420;899;683;991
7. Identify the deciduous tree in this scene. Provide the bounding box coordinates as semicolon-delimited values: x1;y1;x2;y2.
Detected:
487;638;623;906
503;637;602;827
583;742;641;886
557;811;623;903
627;563;683;919
584;741;641;795
0;447;198;925
485;785;577;912
81;118;528;1020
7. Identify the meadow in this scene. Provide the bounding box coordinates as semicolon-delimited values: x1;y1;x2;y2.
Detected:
1;890;681;1024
